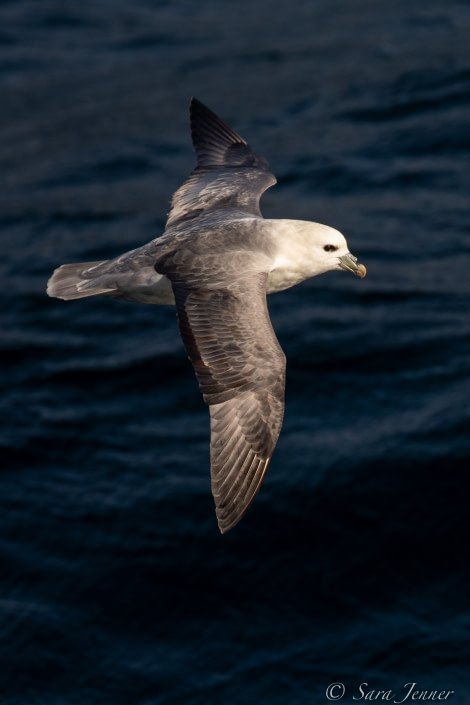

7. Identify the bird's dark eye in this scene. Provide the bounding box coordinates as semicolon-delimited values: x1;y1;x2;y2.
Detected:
323;244;338;252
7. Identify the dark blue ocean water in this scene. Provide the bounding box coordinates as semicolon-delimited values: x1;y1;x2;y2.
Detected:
1;1;470;703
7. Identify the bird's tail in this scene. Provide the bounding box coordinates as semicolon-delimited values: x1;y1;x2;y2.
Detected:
46;260;117;300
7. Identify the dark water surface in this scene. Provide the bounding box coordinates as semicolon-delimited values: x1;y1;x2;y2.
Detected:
1;1;470;703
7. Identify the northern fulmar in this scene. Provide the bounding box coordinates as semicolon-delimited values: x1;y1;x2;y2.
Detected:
47;98;366;533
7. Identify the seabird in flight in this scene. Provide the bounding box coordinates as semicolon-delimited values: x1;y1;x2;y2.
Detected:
47;98;366;533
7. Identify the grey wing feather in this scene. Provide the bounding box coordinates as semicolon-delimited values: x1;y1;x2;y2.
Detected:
165;98;277;229
190;97;271;171
157;256;286;533
209;390;284;533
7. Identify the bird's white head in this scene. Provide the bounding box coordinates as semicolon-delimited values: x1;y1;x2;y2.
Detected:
310;222;367;278
267;219;366;294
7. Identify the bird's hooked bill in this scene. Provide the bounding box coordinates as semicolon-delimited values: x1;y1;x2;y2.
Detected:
339;253;367;278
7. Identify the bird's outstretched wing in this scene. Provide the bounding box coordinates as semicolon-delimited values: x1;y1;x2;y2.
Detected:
165;98;277;229
174;276;285;532
156;247;286;532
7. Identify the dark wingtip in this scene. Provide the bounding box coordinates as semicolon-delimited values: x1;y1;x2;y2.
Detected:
189;98;271;172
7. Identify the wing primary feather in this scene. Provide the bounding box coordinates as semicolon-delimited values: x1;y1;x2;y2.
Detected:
190;98;271;172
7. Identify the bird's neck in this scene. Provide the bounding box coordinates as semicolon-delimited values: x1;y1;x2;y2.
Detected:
265;219;331;294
